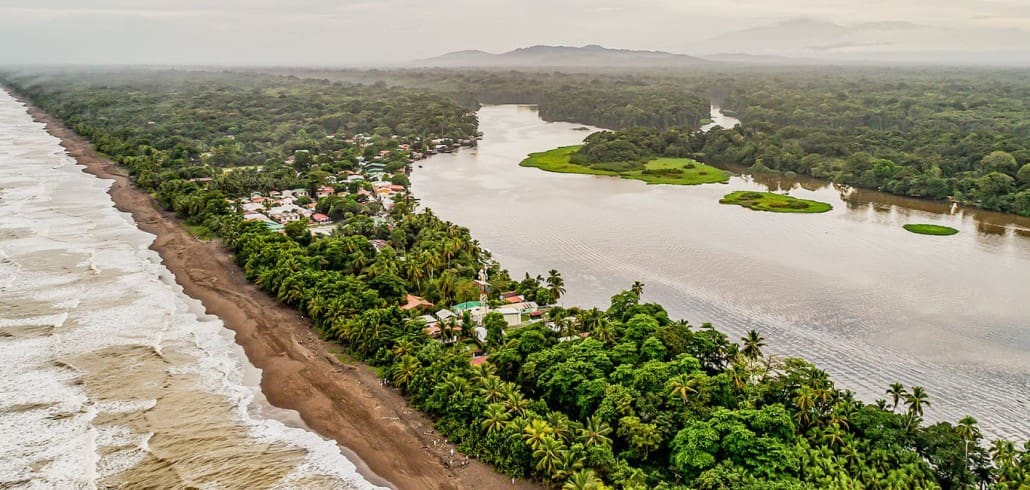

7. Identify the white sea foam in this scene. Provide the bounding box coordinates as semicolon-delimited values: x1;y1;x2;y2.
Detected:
0;89;384;488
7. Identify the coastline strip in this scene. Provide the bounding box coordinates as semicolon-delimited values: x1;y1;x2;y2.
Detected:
10;89;538;490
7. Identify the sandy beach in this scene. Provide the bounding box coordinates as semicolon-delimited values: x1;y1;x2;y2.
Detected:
15;95;537;490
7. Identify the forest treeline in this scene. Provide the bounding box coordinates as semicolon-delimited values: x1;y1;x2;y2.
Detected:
286;67;1030;216
271;68;712;130
2;69;1028;489
710;70;1030;216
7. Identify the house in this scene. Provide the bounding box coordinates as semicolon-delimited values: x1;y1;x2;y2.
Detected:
292;188;309;198
401;294;433;311
418;314;439;328
369;239;390;251
347;175;365;184
316;186;335;198
452;301;488;324
243;212;269;222
436;309;457;322
264;221;285;232
311;213;330;224
495;306;522;327
470;355;488;366
241;202;264;213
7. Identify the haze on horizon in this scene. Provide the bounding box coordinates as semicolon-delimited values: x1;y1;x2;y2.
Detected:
1;0;1029;66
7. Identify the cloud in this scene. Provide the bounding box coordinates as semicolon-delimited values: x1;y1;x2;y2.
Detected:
0;0;1025;65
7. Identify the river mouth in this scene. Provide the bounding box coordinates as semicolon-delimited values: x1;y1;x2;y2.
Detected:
410;104;1030;441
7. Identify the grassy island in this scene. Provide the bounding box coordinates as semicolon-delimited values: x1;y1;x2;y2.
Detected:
720;191;833;213
903;223;959;235
521;145;729;185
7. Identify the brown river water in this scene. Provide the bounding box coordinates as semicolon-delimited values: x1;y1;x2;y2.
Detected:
411;104;1030;441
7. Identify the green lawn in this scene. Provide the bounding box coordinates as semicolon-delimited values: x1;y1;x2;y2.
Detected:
520;146;729;185
719;191;832;213
903;224;959;236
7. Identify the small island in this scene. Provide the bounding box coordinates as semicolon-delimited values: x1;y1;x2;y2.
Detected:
521;145;729;185
903;223;959;236
720;191;832;213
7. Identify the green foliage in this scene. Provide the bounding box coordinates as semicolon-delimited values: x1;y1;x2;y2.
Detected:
720;191;833;213
903;224;960;236
7;67;1026;490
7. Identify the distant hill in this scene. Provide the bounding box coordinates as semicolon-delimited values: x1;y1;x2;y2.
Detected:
416;44;711;68
693;17;1030;65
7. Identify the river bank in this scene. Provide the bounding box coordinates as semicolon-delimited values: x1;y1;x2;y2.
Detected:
411;104;1030;442
14;94;536;489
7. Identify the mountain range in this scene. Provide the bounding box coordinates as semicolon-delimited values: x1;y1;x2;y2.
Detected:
415;44;710;68
417;18;1030;67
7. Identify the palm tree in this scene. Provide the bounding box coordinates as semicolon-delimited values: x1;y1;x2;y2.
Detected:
591;319;615;345
578;308;603;332
532;436;565;479
481;403;510;434
553;450;585;482
478;375;506;403
667;374;697;404
903;386;930;418
523;419;555;450
740;329;766;361
576;416;612;449
794;386;817;428
562;469;603;490
547;269;566;302
629;280;645;297
504;389;530;416
956;416;980;462
390;355;420;392
886;383;906;413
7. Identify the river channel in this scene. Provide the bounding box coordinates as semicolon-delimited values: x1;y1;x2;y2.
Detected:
410;104;1030;441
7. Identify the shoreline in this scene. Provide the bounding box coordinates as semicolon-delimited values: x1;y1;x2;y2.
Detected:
12;91;538;490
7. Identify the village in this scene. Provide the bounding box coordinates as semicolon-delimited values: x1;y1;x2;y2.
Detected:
230;132;572;365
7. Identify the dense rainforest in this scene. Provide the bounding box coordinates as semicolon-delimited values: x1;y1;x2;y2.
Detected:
2;69;1028;489
709;70;1030;216
282;67;1030;216
268;68;712;130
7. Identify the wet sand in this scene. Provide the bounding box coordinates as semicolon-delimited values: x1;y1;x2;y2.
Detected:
14;94;537;490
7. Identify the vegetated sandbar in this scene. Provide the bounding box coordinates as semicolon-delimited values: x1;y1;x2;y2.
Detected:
521;145;729;185
16;94;538;490
903;223;959;235
720;191;833;213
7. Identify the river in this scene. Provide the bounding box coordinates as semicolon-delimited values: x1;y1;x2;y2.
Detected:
0;90;379;488
410;104;1030;441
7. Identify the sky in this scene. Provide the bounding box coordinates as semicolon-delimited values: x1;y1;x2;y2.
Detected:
1;0;1029;65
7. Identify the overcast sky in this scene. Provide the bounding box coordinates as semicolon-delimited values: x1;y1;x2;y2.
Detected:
1;0;1028;65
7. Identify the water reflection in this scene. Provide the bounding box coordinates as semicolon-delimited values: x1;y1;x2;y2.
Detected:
411;104;1030;441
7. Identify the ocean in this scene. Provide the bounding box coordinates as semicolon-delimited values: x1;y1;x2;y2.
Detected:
0;89;380;488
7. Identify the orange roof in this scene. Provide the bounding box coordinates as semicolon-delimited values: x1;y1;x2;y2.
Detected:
401;294;433;310
470;355;488;366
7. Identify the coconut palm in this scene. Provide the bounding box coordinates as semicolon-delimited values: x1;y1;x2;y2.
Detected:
562;469;604;490
591;319;615;345
478;375;506;403
740;329;766;361
576;416;613;449
886;383;906;413
667;373;697;404
390;355;419;392
532;436;565;479
547;269;566;302
523;419;555;450
481;403;510;434
630;280;645;297
553;450;585;481
956;416;980;462
903;386;930;418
